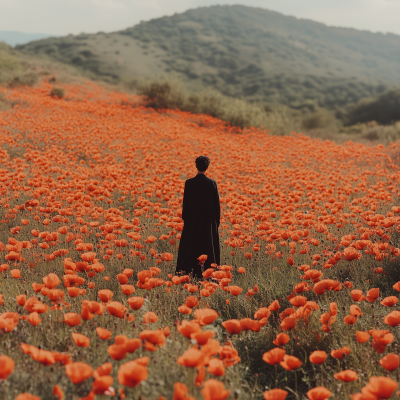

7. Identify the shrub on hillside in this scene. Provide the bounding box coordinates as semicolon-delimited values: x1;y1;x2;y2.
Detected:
301;108;340;131
346;88;400;126
7;73;39;88
50;87;65;99
136;77;295;134
137;80;186;110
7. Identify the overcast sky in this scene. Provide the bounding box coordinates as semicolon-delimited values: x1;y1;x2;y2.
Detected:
1;0;400;36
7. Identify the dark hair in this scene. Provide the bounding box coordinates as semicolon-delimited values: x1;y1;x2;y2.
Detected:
195;155;210;171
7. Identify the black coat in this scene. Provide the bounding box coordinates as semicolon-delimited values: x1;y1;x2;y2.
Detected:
176;173;221;278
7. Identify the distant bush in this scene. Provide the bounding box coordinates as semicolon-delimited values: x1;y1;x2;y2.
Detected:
137;80;185;110
50;87;65;99
136;77;294;134
301;108;340;131
346;88;400;125
7;73;39;88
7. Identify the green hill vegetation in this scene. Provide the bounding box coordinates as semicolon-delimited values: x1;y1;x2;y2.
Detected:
16;5;400;113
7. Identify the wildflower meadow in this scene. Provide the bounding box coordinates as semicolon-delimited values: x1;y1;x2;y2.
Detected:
1;81;400;400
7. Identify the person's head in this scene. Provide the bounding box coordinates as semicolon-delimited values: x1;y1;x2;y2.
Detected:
195;155;210;173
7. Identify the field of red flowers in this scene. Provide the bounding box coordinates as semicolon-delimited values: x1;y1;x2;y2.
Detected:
1;81;400;400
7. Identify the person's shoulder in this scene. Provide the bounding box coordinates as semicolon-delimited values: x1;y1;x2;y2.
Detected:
185;177;196;185
206;176;217;185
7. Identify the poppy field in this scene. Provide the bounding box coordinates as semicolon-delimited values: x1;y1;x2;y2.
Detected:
1;81;400;400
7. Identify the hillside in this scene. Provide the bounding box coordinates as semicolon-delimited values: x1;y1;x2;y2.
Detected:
16;5;400;111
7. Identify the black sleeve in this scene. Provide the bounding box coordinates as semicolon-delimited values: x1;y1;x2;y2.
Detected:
214;181;220;227
182;181;188;222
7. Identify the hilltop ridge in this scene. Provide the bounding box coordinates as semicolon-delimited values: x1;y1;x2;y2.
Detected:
15;5;400;110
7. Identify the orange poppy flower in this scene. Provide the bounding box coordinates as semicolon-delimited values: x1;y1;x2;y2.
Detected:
289;296;307;307
384;310;400;327
331;347;350;359
356;331;371;343
379;353;399;371
366;288;379;302
53;385;64;400
362;376;398;399
65;362;93;384
43;273;61;289
11;269;21;279
142;311;158;323
177;348;207;368
118;360;148;387
309;351;327;365
381;296;398;307
240;318;261;332
350;305;363;316
15;294;26;306
14;394;41;400
0;355;15;379
334;370;358;382
344;315;358;325
207;358;225;376
190;331;215;345
254;308;271;320
173;383;195;400
107;344;127;361
273;333;290;347
67;287;80;297
120;285;135;295
306;387;331;400
106;301;127;319
98;289;113;302
280;355;302;371
262;348;286;365
185;296;199;308
178;305;192;315
194;309;218;325
201;379;230;400
64;313;81;327
263;389;288;400
280;316;296;331
72;333;90;347
127;296;144;310
228;285;243;296
351;290;365;302
93;375;114;395
27;312;42;327
268;300;280;311
221;319;242;335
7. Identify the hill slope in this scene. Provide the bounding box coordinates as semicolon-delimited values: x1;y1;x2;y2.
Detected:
16;5;400;110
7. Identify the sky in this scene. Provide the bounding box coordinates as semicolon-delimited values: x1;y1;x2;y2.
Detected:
1;0;400;36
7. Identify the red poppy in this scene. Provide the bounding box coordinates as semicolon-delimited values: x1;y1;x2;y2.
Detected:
334;370;358;382
309;351;327;365
262;348;286;365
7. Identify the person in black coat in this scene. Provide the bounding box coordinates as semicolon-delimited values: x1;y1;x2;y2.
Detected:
176;155;221;279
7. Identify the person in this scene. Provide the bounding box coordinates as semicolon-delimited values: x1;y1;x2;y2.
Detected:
175;155;221;279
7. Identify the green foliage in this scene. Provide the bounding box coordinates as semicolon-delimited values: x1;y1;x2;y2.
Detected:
50;87;65;99
346;88;400;126
0;42;21;72
301;108;340;131
136;77;294;134
7;73;38;88
16;5;399;111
